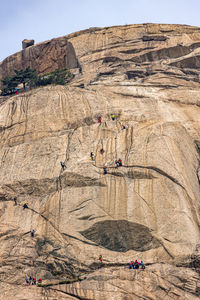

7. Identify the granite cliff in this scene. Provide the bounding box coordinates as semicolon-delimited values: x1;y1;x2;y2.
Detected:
0;23;200;299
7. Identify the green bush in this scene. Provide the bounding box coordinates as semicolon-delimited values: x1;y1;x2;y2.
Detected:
1;68;73;96
14;67;37;89
1;67;36;95
1;75;18;95
33;69;73;87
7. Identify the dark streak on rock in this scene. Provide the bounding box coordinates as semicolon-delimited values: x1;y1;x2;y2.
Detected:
142;35;167;42
62;232;100;247
80;220;160;252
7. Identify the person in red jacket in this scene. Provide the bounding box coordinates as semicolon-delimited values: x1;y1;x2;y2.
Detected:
128;261;133;269
38;278;42;284
98;116;102;123
134;260;139;269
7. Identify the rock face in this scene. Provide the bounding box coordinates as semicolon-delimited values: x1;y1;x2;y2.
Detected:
0;23;200;299
22;39;35;50
0;36;79;82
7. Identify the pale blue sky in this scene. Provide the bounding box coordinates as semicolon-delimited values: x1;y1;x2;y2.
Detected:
0;0;200;62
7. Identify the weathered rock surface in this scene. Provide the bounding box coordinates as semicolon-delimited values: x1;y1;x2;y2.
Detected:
0;23;200;299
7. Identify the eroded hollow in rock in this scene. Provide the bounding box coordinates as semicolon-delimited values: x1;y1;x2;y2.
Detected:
80;220;160;252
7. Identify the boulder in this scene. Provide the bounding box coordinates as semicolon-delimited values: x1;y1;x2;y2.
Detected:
22;39;34;50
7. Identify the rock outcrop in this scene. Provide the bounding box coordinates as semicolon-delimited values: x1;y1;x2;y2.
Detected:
0;23;200;299
0;37;79;82
22;39;35;50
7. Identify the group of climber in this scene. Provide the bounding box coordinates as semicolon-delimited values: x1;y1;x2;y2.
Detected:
128;260;145;270
14;197;28;211
12;198;43;284
14;196;28;211
98;113;126;174
60;113;126;174
90;148;105;161
98;256;145;270
13;197;36;238
97;114;126;130
115;159;122;167
25;275;42;285
103;158;123;175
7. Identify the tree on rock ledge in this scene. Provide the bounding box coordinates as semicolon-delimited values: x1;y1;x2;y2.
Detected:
31;69;73;87
1;67;36;95
1;76;18;95
1;68;73;96
14;67;37;89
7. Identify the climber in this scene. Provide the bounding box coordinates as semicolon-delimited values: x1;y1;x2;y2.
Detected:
134;260;139;269
14;88;18;95
98;115;102;123
99;254;102;263
29;276;33;285
100;148;104;155
30;229;35;237
115;160;120;168
23;203;28;209
60;161;66;170
140;261;145;270
38;278;42;284
33;278;36;285
121;125;126;130
103;166;107;175
134;263;139;269
111;114;115;121
25;274;29;285
90;152;94;161
128;261;133;269
14;197;17;205
118;159;122;167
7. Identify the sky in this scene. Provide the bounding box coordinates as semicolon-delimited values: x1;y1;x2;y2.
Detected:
0;0;200;62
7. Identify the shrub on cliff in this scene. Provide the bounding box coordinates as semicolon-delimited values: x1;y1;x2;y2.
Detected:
14;67;37;89
50;68;73;85
1;68;73;96
31;69;73;87
1;75;18;95
1;67;37;95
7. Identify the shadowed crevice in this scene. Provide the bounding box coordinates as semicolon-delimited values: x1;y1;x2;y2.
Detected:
109;169;156;179
131;45;193;64
142;35;168;42
62;233;100;247
170;55;200;69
